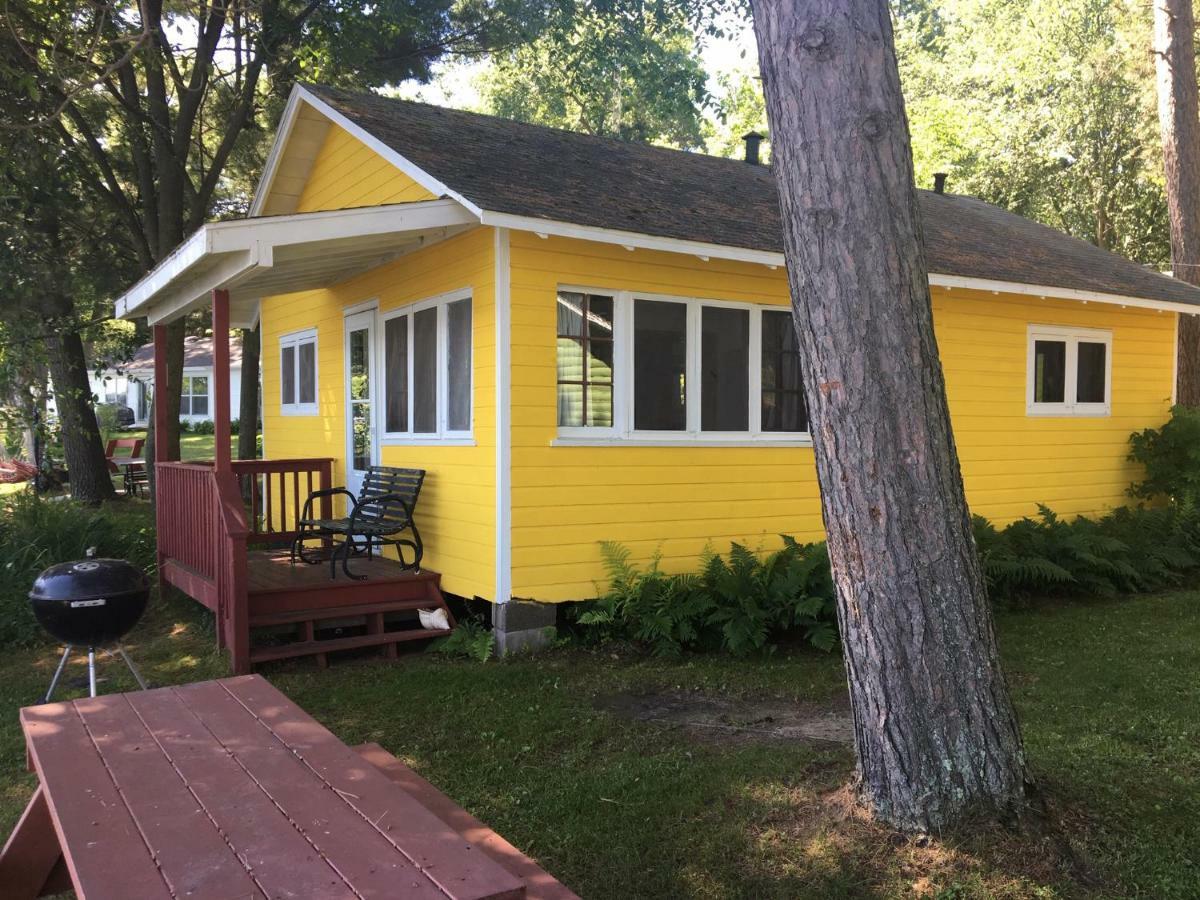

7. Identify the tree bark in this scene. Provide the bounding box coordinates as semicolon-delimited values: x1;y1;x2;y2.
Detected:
238;325;261;460
752;0;1029;832
45;327;115;503
1154;0;1200;406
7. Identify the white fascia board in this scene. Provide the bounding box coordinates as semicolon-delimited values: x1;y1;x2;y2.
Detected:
478;211;787;267
292;86;485;218
929;273;1200;315
145;244;269;326
114;227;211;319
480;211;1200;314
206;198;476;254
248;86;306;218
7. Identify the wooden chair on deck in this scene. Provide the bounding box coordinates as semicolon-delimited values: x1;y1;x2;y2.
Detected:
291;466;426;580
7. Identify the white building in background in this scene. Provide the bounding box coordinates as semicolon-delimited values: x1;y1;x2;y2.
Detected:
90;335;250;426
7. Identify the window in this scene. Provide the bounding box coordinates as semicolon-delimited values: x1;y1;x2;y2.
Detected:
556;292;614;427
761;310;808;432
381;291;473;440
555;287;808;442
1027;325;1111;416
181;375;209;417
280;328;318;415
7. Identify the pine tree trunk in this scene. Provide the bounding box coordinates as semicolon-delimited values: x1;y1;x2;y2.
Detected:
752;0;1029;832
238;325;261;460
1154;0;1200;406
45;329;115;504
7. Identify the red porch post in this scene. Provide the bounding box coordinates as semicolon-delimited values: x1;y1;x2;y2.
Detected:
152;324;170;464
212;289;232;472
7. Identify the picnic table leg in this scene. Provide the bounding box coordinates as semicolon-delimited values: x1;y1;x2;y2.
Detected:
0;785;66;900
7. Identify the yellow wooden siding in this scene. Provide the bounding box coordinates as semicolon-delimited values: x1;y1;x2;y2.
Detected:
260;227;496;601
508;231;1175;602
295;124;437;213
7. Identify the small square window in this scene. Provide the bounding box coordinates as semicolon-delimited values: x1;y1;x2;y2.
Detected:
1027;326;1111;416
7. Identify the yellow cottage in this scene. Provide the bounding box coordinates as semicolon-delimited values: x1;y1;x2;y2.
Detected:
115;84;1200;662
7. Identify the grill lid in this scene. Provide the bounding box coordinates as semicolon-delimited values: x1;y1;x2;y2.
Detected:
29;558;149;604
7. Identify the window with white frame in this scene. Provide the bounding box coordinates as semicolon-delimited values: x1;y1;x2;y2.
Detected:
280;328;318;415
555;288;809;441
1027;324;1111;416
381;291;473;440
180;375;209;417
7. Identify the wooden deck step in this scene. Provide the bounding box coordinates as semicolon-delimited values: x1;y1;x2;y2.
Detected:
248;628;448;665
249;598;434;628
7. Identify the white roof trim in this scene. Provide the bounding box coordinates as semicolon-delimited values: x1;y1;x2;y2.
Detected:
115;199;480;324
480;210;1195;313
478;210;787;267
929;273;1198;315
250;85;485;219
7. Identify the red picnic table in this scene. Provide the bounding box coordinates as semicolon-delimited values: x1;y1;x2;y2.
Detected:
0;675;578;900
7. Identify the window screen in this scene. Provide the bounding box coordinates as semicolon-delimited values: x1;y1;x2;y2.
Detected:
298;343;316;405
447;298;472;431
701;306;749;431
634;299;687;431
384;315;408;432
281;346;295;406
761;310;807;432
1076;341;1107;404
557;291;614;427
413;307;438;433
1033;340;1067;404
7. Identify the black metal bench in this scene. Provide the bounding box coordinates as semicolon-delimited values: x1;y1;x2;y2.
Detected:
291;466;425;580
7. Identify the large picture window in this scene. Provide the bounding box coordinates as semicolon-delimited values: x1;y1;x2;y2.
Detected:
1027;325;1111;416
280;328;318;415
381;291;473;441
555;288;808;442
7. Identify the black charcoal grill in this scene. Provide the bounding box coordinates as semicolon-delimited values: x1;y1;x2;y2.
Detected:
30;552;150;701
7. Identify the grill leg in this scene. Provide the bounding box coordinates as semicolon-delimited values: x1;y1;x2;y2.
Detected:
87;648;97;698
115;645;149;691
43;645;72;704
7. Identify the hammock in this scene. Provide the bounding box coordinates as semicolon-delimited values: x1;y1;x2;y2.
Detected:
0;458;38;484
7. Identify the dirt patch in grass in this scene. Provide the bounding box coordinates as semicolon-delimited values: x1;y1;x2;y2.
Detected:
597;688;855;746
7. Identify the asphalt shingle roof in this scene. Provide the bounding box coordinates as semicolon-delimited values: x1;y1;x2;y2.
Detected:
305;84;1200;308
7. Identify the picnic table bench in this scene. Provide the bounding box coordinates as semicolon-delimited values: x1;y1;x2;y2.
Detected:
0;675;577;900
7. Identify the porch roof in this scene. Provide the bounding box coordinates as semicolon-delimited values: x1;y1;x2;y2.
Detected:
114;198;477;327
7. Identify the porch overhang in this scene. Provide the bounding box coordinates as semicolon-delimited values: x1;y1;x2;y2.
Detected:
114;199;479;327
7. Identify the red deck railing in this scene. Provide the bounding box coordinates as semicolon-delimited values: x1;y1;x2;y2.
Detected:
155;457;334;674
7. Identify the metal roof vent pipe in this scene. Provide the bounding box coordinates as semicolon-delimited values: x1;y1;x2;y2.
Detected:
743;131;765;165
933;172;948;194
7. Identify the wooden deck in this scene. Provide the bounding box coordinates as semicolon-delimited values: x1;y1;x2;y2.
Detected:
246;550;455;667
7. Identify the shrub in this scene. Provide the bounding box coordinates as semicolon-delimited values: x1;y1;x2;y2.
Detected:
190;419;215;435
428;616;495;661
0;494;157;648
973;503;1200;603
1129;405;1200;505
577;538;838;657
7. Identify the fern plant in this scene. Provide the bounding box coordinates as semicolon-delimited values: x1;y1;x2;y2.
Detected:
428;617;495;662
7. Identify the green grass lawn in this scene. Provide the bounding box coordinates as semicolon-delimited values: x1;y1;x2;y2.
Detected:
0;431;251;497
0;536;1195;898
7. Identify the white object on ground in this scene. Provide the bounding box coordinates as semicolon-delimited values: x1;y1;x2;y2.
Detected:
418;608;451;631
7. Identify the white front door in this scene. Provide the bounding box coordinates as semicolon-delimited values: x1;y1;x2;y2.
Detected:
344;309;378;496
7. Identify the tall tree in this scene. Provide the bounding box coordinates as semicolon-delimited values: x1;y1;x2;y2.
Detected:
1;0;542;471
751;0;1030;831
1154;0;1200;406
0;142;131;502
480;6;710;147
898;0;1169;267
